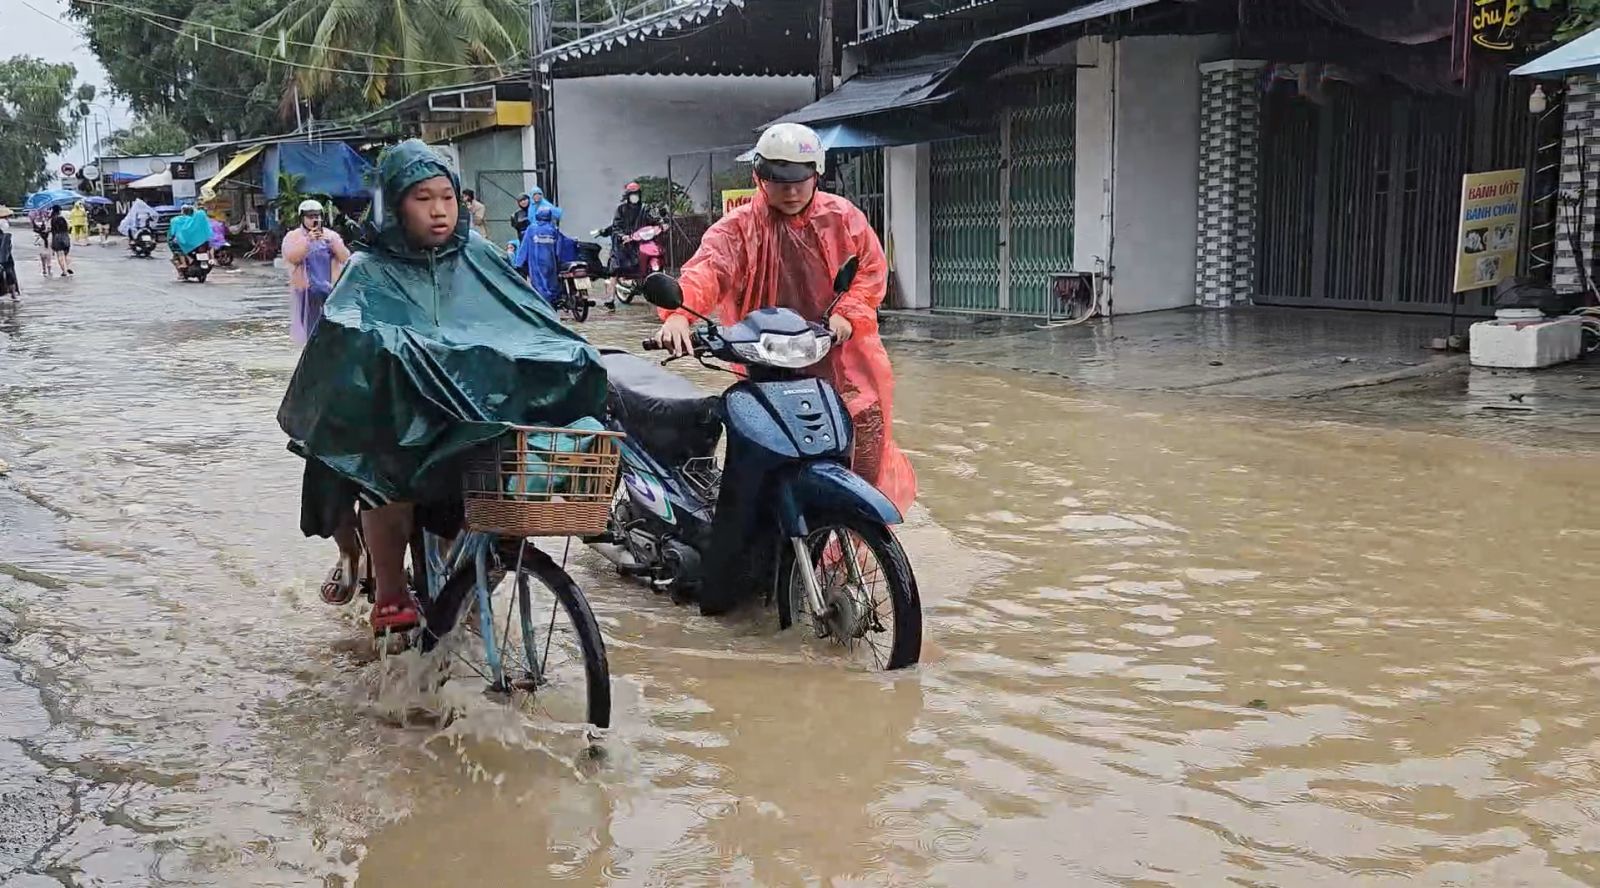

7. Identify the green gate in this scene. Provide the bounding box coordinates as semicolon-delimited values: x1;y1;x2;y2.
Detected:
929;70;1075;315
1007;94;1076;315
930;132;1004;311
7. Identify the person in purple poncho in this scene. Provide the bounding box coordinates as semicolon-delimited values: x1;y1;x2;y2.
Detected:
280;199;350;345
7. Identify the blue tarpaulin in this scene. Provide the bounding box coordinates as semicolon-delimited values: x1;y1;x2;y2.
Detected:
262;142;374;200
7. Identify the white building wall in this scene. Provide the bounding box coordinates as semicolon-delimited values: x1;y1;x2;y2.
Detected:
548;75;814;238
1073;37;1113;277
1107;34;1230;314
885;144;930;308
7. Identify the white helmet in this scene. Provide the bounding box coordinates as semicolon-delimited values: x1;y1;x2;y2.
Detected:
753;122;825;182
297;199;324;216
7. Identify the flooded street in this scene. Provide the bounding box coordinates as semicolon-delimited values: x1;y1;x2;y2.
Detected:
3;246;1599;886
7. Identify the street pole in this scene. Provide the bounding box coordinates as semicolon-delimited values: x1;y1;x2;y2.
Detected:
529;0;559;203
817;0;835;99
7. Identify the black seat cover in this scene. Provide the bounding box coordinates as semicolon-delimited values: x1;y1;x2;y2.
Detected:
601;352;721;465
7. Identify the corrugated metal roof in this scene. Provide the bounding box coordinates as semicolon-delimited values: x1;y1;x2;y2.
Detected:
767;53;963;126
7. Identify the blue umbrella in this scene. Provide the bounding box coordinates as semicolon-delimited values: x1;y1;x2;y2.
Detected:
82;196;113;206
22;189;83;211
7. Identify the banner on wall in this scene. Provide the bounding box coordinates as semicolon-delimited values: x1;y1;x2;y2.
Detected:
721;188;756;215
1453;168;1524;293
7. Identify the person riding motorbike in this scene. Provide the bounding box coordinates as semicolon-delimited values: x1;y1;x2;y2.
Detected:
653;122;916;515
513;206;577;309
168;205;214;280
278;139;606;636
595;181;657;302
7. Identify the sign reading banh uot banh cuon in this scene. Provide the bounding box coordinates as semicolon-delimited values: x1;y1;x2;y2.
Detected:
1454;168;1525;293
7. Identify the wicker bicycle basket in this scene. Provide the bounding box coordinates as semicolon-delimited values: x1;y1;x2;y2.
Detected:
461;425;624;537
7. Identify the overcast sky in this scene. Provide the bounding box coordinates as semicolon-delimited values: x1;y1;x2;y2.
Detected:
4;0;134;181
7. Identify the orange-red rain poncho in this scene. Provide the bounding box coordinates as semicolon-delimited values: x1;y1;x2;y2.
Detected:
662;186;917;514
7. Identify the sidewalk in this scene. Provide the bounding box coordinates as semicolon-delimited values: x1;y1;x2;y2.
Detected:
881;306;1600;447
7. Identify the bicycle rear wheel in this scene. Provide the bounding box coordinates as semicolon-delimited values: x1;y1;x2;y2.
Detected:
421;540;611;729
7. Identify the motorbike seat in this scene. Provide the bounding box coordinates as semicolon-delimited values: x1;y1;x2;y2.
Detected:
600;352;721;465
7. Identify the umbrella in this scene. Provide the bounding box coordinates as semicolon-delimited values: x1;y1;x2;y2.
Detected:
82;196;113;206
22;189;83;210
1512;27;1600;76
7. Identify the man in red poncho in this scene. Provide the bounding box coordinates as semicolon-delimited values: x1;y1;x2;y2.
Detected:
654;123;917;514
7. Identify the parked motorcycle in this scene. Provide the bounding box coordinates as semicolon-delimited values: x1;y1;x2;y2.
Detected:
586;259;922;670
129;228;158;258
557;260;594;322
612;224;665;305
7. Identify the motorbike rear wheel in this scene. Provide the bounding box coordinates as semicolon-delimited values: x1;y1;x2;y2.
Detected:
776;512;922;670
571;294;590;322
615;281;636;305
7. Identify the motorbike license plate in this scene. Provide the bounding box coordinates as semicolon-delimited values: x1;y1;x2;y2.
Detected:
574;277;590;291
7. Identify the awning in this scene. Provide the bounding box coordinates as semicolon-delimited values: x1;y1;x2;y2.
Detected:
931;0;1165;92
765;53;963;129
737;119;966;160
127;170;172;190
1512;26;1600;77
200;145;265;203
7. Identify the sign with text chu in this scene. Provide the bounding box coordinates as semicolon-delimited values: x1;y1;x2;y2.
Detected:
1453;168;1524;293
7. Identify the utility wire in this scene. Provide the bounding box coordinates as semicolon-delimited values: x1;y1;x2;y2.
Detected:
73;0;526;69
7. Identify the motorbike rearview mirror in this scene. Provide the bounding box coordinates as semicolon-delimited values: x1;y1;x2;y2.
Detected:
832;256;860;295
824;255;861;318
642;272;685;311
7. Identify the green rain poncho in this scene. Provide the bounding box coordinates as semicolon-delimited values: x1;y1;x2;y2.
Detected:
277;140;607;528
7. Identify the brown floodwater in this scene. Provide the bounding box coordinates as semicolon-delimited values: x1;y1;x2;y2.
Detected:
2;249;1598;886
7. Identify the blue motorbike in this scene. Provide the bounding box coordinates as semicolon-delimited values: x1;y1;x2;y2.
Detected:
587;259;921;670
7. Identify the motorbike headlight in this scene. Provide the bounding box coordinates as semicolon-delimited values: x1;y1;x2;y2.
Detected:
730;331;832;368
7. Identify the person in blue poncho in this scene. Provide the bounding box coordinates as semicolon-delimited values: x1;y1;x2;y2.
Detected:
278;139;606;636
514;206;577;308
511;186;561;240
167;205;213;281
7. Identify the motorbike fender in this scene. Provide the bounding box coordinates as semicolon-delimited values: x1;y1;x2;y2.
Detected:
774;461;902;538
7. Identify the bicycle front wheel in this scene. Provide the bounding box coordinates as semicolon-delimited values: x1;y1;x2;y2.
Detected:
508;546;611;729
424;540;612;729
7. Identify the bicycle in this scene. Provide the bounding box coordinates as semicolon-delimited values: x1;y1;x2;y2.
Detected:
372;424;623;730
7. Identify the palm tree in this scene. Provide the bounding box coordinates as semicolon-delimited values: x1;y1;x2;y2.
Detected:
258;0;529;105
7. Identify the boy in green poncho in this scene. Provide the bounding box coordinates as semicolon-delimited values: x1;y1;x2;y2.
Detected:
278;140;607;636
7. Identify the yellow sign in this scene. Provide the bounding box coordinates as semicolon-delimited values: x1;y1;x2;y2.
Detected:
1471;0;1525;51
721;188;756;215
420;100;533;144
1454;168;1524;293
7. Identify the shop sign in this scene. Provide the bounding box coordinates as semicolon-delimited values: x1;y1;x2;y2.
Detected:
1453;168;1524;292
1471;0;1526;51
721;188;756;215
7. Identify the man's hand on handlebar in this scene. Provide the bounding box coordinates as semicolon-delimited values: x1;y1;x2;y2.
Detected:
655;315;696;356
828;315;854;344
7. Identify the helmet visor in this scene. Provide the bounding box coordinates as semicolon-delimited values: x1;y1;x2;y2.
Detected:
755;158;817;184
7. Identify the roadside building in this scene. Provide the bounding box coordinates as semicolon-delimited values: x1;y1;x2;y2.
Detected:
766;0;1561;318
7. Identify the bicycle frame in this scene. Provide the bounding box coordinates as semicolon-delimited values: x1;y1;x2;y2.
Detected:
420;530;536;693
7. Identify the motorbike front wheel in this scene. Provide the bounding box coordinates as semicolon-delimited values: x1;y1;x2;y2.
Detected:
777;511;922;670
615;281;636;305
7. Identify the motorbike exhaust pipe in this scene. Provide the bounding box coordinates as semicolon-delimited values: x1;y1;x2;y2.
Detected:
590;541;644;572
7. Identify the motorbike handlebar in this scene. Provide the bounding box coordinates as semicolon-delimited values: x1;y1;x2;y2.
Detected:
642;339;663;350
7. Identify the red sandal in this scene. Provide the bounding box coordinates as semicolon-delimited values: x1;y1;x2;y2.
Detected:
371;602;420;636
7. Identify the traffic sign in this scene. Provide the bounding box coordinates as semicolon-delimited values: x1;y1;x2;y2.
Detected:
58;162;76;178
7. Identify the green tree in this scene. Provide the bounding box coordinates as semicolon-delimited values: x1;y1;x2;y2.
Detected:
1533;0;1600;41
101;110;191;155
0;56;80;203
67;0;367;140
258;0;527;104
